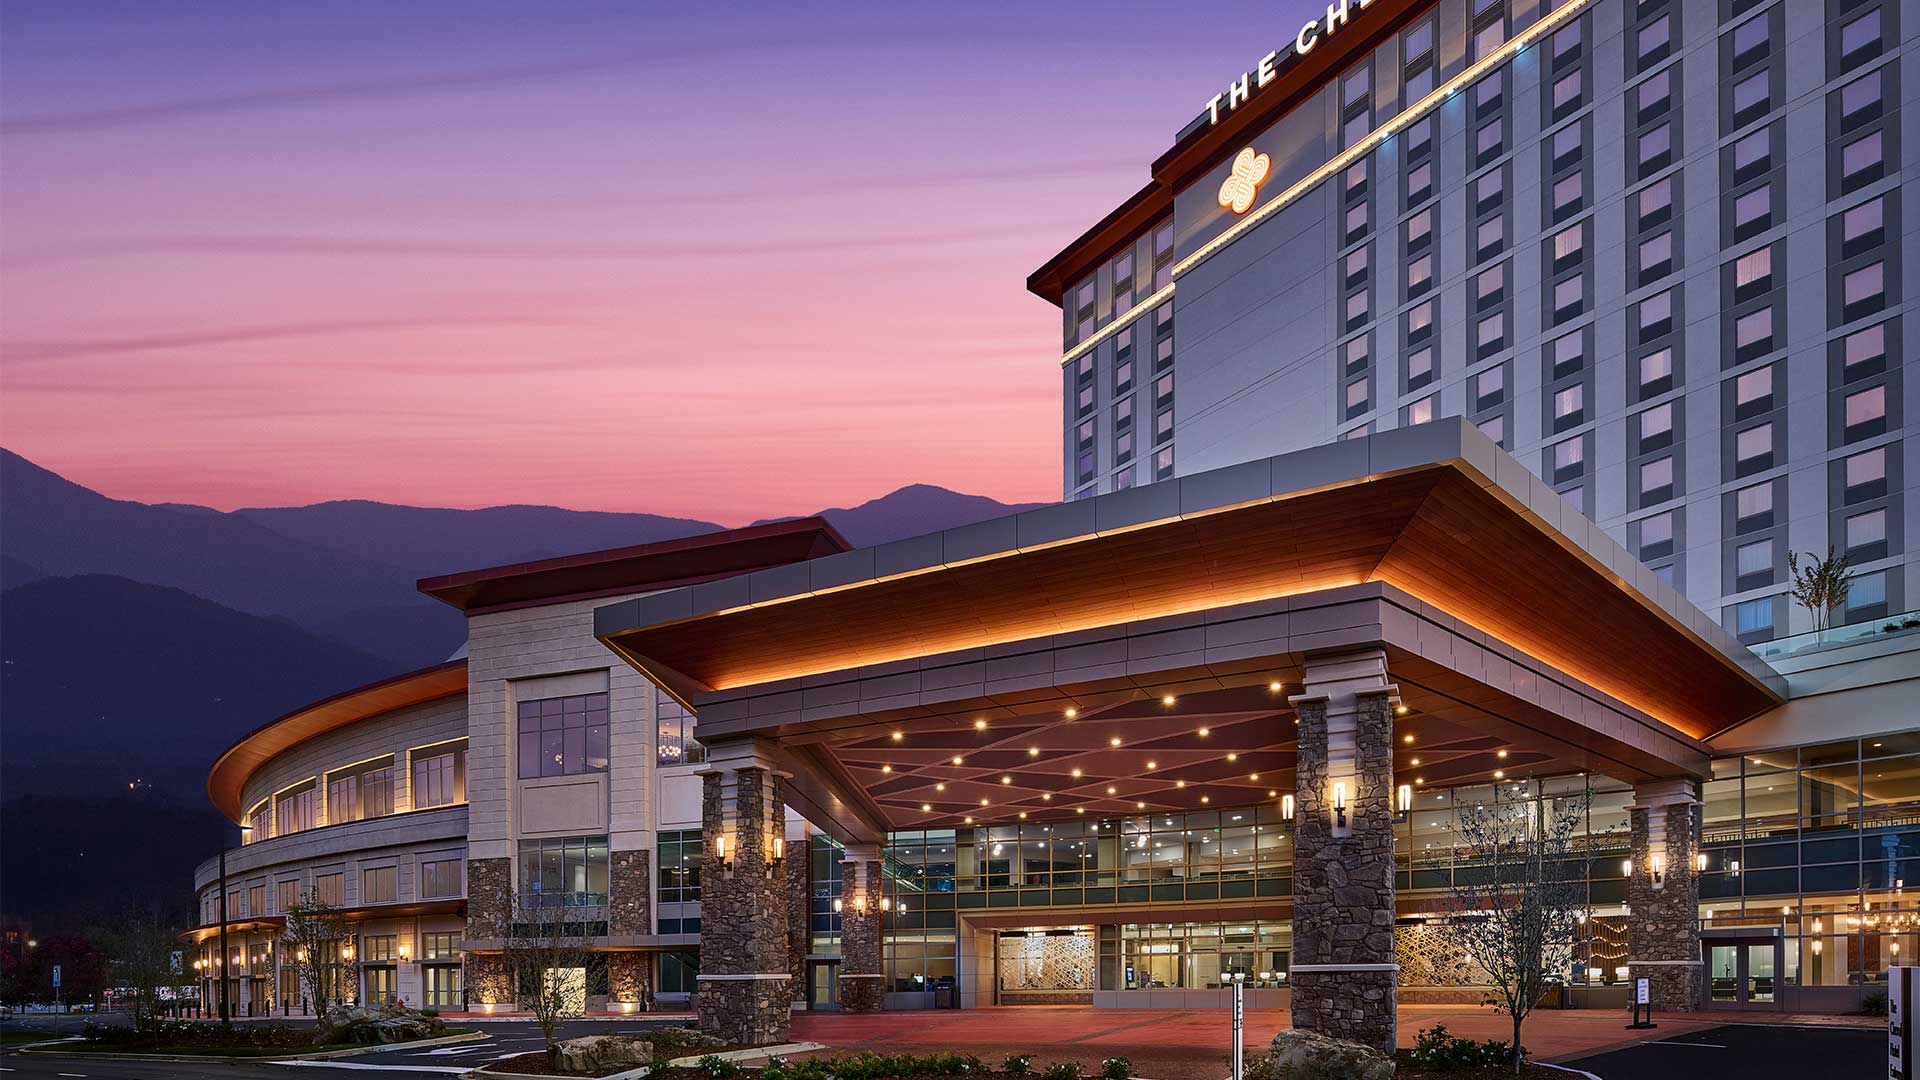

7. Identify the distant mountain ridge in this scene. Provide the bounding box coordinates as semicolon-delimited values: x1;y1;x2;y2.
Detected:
1;447;1050;667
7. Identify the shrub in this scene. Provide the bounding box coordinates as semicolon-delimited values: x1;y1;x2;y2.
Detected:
1041;1063;1083;1080
1004;1055;1034;1076
647;1026;728;1062
417;1007;438;1017
1405;1025;1516;1071
697;1054;743;1080
1100;1056;1132;1080
1865;990;1890;1016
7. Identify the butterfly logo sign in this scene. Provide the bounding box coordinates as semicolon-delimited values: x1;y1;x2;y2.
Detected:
1217;146;1272;215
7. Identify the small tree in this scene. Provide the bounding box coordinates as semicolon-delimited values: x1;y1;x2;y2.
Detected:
93;904;181;1031
1789;546;1854;631
280;890;354;1013
1436;792;1589;1074
502;898;593;1065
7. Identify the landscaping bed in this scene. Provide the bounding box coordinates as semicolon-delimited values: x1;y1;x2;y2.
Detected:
487;1045;755;1078
1393;1060;1570;1080
58;1018;473;1057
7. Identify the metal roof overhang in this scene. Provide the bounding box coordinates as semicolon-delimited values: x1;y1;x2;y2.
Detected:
598;422;1784;747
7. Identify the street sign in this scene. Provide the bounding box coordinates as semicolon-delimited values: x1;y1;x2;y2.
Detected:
1893;966;1914;1080
51;964;61;989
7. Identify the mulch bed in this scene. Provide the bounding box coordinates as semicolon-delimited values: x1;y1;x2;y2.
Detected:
1395;1061;1570;1079
486;1046;755;1077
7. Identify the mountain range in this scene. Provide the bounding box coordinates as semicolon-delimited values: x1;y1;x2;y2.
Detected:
0;447;1044;931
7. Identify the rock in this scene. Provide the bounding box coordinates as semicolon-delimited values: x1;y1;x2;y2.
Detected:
314;1002;447;1046
1248;1029;1394;1080
640;1026;728;1062
553;1034;650;1072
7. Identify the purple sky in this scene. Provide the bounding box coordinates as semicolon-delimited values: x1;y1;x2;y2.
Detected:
1;0;1317;523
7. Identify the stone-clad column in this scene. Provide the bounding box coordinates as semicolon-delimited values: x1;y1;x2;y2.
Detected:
1627;779;1702;1010
782;797;812;1007
1288;649;1398;1055
696;743;791;1043
838;844;885;1013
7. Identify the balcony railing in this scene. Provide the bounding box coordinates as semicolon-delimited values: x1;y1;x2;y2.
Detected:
517;890;608;910
1748;610;1920;662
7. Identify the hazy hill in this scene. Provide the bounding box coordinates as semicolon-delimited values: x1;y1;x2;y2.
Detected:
762;482;1049;547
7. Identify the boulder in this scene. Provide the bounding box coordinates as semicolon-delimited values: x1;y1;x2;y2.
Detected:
640;1026;728;1062
1248;1029;1394;1080
553;1034;651;1072
314;1002;447;1045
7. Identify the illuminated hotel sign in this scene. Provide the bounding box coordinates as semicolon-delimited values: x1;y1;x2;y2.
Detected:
1217;148;1271;214
1204;0;1381;126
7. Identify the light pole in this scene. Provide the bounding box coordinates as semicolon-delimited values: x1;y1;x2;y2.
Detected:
216;823;252;1028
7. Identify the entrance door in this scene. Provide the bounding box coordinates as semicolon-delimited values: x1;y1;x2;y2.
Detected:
807;960;839;1011
1705;937;1779;1007
365;967;396;1005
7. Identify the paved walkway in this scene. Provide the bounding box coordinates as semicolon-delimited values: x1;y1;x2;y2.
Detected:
791;1005;1879;1079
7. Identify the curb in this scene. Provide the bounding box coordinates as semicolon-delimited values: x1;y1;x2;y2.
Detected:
19;1029;486;1063
469;1041;828;1080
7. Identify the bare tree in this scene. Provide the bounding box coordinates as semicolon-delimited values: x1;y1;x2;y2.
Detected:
1788;546;1854;631
501;898;594;1065
280;890;355;1014
93;904;182;1030
1434;793;1590;1074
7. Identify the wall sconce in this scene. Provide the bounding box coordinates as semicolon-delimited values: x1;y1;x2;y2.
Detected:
880;897;891;912
1621;858;1633;878
1281;794;1295;820
1895;942;1902;958
715;834;733;876
1331;781;1350;837
832;898;843;914
1731;860;1741;876
398;943;411;963
1650;854;1665;889
1696;852;1709;872
1813;939;1824;955
1396;784;1412;819
767;837;784;879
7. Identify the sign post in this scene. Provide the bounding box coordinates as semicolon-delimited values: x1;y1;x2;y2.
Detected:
1893;966;1915;1080
1230;973;1245;1080
1626;976;1656;1030
52;963;62;1014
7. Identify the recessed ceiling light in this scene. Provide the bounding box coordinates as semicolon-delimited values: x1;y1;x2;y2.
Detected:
921;804;931;812
1403;734;1414;744
1019;812;1028;819
892;732;904;741
964;816;973;824
935;783;946;791
1176;780;1187;788
1146;760;1157;769
1497;750;1508;759
1267;790;1277;798
1410;758;1420;766
1029;747;1040;757
1001;776;1012;785
1042;793;1052;801
1065;707;1078;718
1415;778;1423;785
1107;786;1117;795
980;798;990;806
1198;727;1211;737
1268;681;1282;691
952;756;965;765
1072;768;1083;778
1136;802;1146;809
1076;807;1085;814
975;719;988;730
1162;695;1176;706
1227;753;1239;762
1493;770;1505;779
1200;796;1211;804
882;765;893;773
1110;737;1123;747
1249;773;1260;781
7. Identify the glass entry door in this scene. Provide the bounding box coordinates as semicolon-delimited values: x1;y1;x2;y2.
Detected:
807;960;839;1011
1706;937;1778;1007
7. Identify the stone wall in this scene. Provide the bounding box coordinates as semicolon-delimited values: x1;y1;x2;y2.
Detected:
1290;687;1397;1055
466;856;512;940
608;952;652;1008
466;952;510;1008
783;800;811;999
609;849;652;936
695;766;791;1042
1628;782;1702;1011
839;855;884;1013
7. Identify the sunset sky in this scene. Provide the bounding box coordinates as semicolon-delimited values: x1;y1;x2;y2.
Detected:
1;1;1313;524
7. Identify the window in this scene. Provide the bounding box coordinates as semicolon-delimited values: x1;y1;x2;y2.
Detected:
1473;366;1505;408
1407;301;1434;343
1407;161;1433;203
1552;436;1584;476
1551;174;1582;218
656;697;705;766
1640;402;1674;449
1734;187;1771;236
654;829;702;906
411;742;466;809
1736;539;1772;580
1639;232;1672;278
1735;482;1773;529
1153;446;1174;481
1846;447;1887;499
1639;291;1673;338
1552;223;1583;267
1477;214;1505;259
1637;70;1670;121
1407;253;1433;294
1842;131;1884;189
1638;177;1672;227
1735;366;1773;415
1553;70;1583;113
246;801;271;841
327;757;395;825
1638;123;1671;172
1734;248;1771;297
1552;332;1586;379
1407;346;1434;390
1345;202;1368;239
1474;19;1506;61
660;951;700;996
360;934;396;963
1840;10;1882;67
1848;571;1889;616
1732;129;1771;178
363;865;398;904
518;835;611;906
1735;308;1774;358
1345;377;1370;416
278;879;299;912
1842;198;1885;256
276;781;317;837
1406;395;1436;426
518;692;610;778
1731;71;1769;123
1840;73;1883;129
1844;385;1887;438
1735;424;1773;470
1477;415;1506;446
315;873;343;906
1640;457;1674;498
1476;313;1504;356
420;858;462;899
1846;509;1888;558
422;931;460;961
1342;335;1370;375
1637;16;1669;66
1730;15;1768;66
1477;120;1503;164
1475;264;1504;306
1843;323;1887;377
248;884;264;917
1406;208;1432;249
1639;348;1674;393
1734;598;1774;637
1476;170;1504;214
1552;275;1584;321
1641;511;1674;556
1843;262;1886;319
1553;385;1584;428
